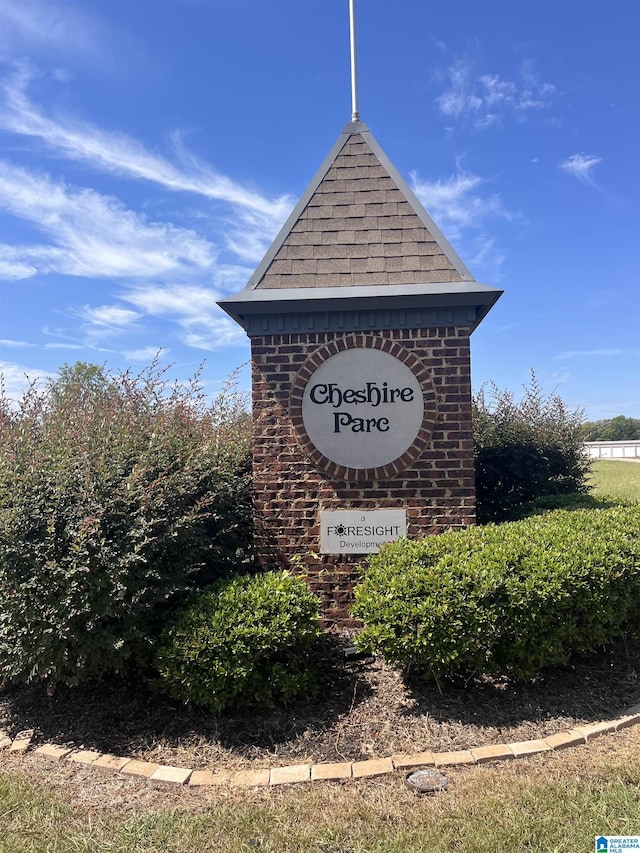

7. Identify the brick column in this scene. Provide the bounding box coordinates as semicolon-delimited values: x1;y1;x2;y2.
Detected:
251;326;474;624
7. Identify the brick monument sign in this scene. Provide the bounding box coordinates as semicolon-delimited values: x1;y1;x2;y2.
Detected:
219;120;502;623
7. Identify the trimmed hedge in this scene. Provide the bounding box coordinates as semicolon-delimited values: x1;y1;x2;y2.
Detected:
154;571;320;713
352;504;640;681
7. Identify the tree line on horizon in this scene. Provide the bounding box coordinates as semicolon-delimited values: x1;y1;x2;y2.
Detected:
580;415;640;442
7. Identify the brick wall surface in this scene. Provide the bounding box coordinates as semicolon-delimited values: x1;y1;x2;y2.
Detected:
251;326;475;625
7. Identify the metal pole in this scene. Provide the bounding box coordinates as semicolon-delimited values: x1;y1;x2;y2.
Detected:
349;0;360;121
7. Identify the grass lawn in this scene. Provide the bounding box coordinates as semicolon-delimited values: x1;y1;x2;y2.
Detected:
589;459;640;502
1;726;640;853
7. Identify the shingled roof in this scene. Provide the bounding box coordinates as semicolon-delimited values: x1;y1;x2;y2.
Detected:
219;120;502;332
250;122;470;290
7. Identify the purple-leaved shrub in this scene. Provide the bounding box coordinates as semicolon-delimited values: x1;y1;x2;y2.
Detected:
0;361;252;686
473;372;590;523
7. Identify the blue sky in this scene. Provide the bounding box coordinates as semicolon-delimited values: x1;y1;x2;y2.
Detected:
0;0;638;419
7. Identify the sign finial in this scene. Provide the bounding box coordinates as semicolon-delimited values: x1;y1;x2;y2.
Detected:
349;0;360;121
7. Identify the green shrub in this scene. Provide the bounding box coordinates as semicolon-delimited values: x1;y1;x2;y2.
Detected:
154;571;320;713
473;373;590;523
0;361;252;687
352;504;640;681
507;492;626;520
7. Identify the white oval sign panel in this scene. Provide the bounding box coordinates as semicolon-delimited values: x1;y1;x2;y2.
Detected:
301;347;424;470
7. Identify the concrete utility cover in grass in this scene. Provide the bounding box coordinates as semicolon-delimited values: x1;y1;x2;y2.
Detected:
405;769;449;795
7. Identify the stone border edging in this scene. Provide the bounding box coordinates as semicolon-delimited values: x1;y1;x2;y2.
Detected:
2;703;639;789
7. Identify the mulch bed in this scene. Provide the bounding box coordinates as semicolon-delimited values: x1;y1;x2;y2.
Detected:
1;631;639;772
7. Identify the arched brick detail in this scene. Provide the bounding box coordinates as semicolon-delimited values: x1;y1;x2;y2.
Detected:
289;334;439;481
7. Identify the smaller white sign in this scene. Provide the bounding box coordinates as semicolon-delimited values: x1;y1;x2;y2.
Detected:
320;510;407;554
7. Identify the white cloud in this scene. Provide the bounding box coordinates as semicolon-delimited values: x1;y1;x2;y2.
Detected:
0;338;29;347
181;323;246;351
125;346;168;363
474;113;499;131
411;169;515;237
0;0;105;63
410;167;517;280
226;212;281;265
479;74;517;107
468;235;505;280
518;60;556;110
555;348;637;360
0;242;65;279
211;263;254;294
74;305;141;329
558;153;602;186
44;342;85;350
0;160;217;280
122;284;222;320
0;258;37;279
0;70;293;270
121;284;246;351
0;70;294;224
0;43;271;359
542;369;572;386
0;359;55;401
436;57;555;129
436;59;483;118
61;303;144;351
